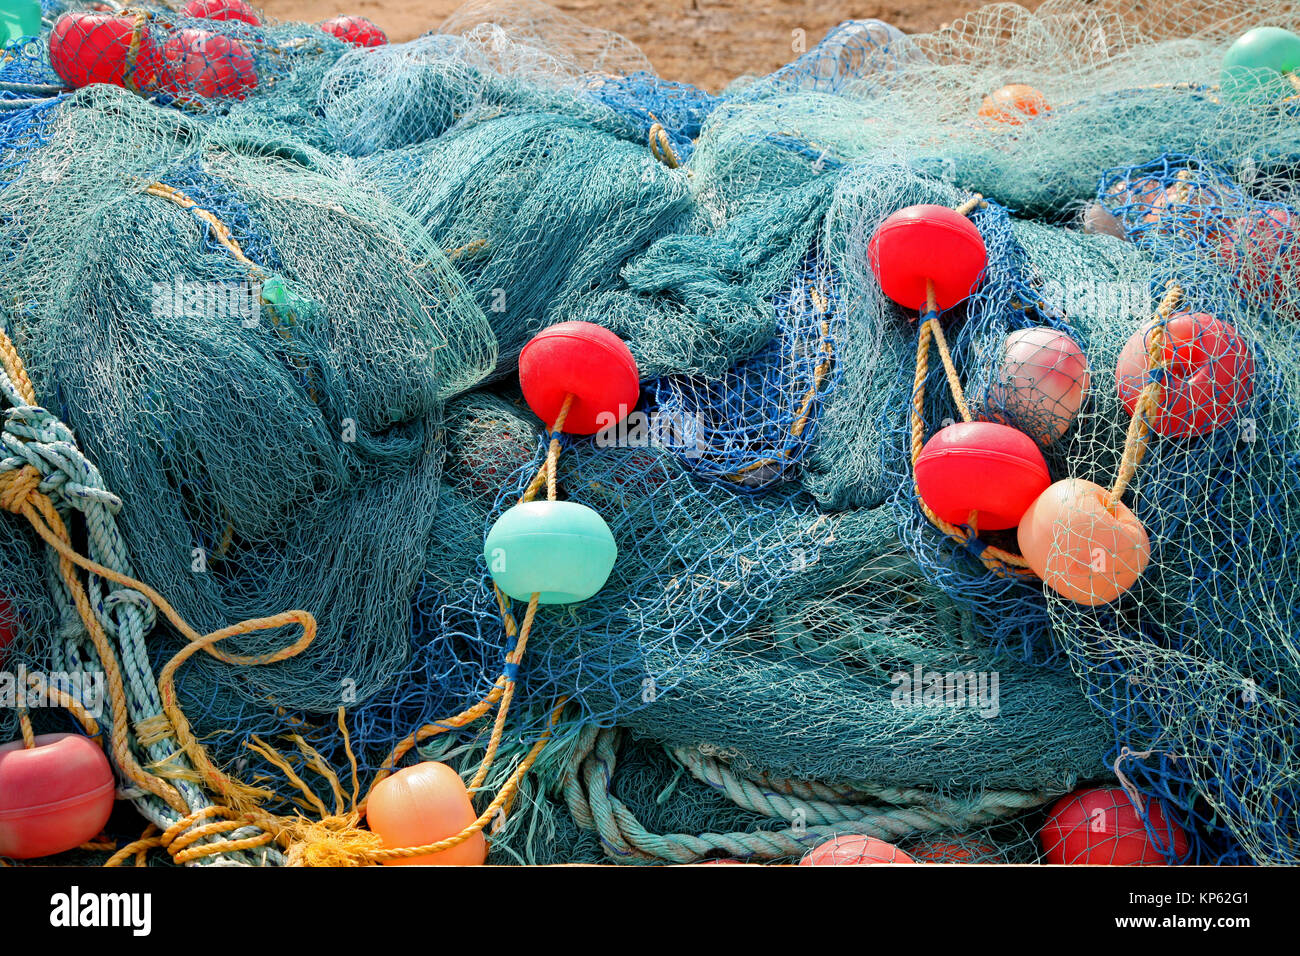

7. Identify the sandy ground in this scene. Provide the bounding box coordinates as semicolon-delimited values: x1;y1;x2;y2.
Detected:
259;0;1042;91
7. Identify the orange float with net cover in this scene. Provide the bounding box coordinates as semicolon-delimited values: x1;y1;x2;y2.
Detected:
1041;787;1189;865
179;0;260;26
318;15;389;48
800;835;915;865
978;84;1050;124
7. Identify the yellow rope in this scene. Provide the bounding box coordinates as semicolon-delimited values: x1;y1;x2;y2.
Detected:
1;326;316;837
648;123;681;169
1107;281;1182;510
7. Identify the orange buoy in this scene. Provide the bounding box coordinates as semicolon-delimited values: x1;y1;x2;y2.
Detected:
366;761;486;865
978;84;1050;124
1017;478;1150;605
800;835;915;865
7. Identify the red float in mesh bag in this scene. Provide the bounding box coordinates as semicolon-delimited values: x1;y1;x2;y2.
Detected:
49;12;162;90
180;0;261;27
318;15;388;48
160;27;259;103
1041;787;1189;865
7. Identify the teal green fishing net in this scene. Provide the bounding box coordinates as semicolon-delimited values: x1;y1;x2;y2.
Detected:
2;0;1300;866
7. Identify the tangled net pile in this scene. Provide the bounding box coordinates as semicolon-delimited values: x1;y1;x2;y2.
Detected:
1;0;1298;865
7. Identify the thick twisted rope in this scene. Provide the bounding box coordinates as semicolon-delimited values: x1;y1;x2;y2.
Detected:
564;727;1051;863
1;326;314;862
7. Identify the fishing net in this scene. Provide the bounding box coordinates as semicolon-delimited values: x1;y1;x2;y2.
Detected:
1;0;1299;866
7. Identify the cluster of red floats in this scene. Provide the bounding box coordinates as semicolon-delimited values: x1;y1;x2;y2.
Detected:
868;202;1253;606
48;3;387;103
783;786;1188;865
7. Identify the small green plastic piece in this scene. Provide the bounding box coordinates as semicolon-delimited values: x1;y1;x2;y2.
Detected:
484;501;617;604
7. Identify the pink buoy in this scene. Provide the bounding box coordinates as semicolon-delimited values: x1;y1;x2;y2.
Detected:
1216;208;1299;301
0;733;116;859
1017;478;1150;605
987;327;1090;445
518;321;640;434
1115;311;1253;437
800;835;915;865
1041;787;1188;865
914;422;1051;531
867;205;988;311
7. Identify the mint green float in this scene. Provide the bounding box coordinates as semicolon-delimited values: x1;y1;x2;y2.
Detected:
484;501;617;604
1221;26;1300;102
0;0;40;46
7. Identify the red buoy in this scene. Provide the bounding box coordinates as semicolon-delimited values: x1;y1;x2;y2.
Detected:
318;15;388;48
800;835;915;865
180;0;260;26
1115;311;1253;437
914;421;1051;530
1041;787;1189;865
0;596;14;667
518;321;640;434
1217;208;1299;301
868;205;987;312
160;28;258;102
0;733;116;860
48;12;161;90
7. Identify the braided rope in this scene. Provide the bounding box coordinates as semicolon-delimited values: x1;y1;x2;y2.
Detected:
565;727;1051;863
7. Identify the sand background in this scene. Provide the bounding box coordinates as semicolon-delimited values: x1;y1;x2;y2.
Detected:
257;0;1044;91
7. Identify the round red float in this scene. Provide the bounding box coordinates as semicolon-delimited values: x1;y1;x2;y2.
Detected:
518;321;640;434
0;733;116;860
868;205;988;312
1217;208;1299;301
800;835;915;865
914;421;1051;531
318;15;388;47
1041;787;1189;865
1115;311;1253;437
160;28;258;102
49;12;161;90
180;0;260;26
0;596;14;667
